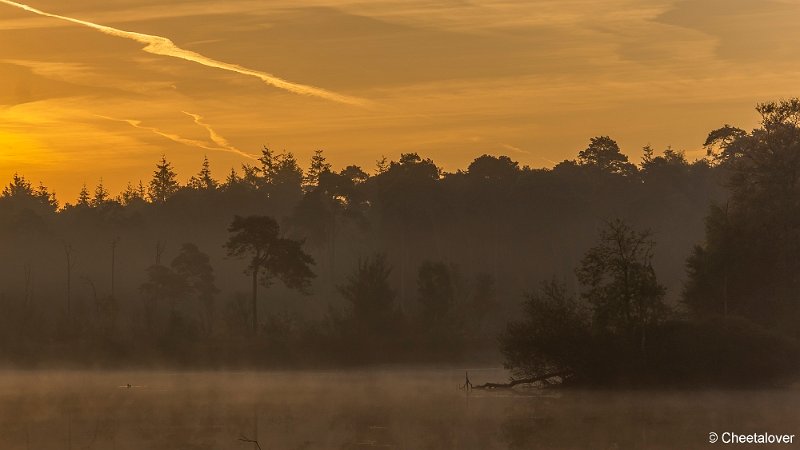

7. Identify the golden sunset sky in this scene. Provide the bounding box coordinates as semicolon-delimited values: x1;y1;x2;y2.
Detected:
1;0;799;201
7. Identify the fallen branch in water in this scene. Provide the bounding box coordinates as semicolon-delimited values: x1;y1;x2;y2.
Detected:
239;435;262;450
472;371;572;389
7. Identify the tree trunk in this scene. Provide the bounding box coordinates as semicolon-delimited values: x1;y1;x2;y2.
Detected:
65;245;72;320
252;268;259;334
110;238;118;298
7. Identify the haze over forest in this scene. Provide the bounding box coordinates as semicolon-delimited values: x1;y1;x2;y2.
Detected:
0;118;733;366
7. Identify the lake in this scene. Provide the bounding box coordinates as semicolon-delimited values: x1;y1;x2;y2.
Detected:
0;369;796;449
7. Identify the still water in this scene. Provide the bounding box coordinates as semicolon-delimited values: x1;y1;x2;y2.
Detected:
0;369;796;449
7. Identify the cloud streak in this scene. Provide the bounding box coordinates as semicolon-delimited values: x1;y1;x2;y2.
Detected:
97;114;256;160
0;0;368;106
98;115;219;152
182;111;256;160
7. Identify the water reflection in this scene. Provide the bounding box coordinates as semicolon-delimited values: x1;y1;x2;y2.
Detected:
0;370;796;449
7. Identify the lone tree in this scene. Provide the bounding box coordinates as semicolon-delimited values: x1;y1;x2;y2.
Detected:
225;215;315;333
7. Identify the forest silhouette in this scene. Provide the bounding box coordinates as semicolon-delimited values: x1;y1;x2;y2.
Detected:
1;100;799;386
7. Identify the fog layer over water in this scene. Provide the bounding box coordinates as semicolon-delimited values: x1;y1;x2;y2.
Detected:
0;370;797;449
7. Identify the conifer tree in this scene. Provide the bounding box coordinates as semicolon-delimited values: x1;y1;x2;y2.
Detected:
76;183;91;207
375;156;389;174
223;168;240;190
149;155;179;203
188;156;218;190
92;178;109;207
120;181;147;205
303;149;332;190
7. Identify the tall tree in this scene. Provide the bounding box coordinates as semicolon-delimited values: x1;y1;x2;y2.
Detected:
225;215;315;333
119;181;147;206
375;156;389;175
258;146;277;186
33;182;58;210
149;155;180;203
1;173;34;198
303;149;332;190
686;99;800;333
578;136;636;175
222;168;241;191
576;219;667;354
91;178;110;207
76;183;91;207
1;173;57;211
188;156;218;191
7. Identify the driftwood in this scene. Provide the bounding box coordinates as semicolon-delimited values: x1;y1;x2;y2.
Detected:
472;371;572;389
238;435;262;450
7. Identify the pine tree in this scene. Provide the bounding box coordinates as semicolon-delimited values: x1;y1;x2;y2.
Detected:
120;181;146;205
137;180;147;199
303;149;332;190
149;155;179;203
188;156;218;190
223;168;241;190
273;151;303;187
92;178;109;207
375;156;389;175
34;182;58;209
2;173;33;198
241;164;261;189
258;146;276;186
76;183;91;207
1;174;57;210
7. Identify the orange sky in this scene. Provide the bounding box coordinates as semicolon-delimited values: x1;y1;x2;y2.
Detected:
1;0;799;202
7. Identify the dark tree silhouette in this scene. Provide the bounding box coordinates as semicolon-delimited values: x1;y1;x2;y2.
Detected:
225;215;315;333
501;220;672;385
335;254;403;356
500;280;590;380
577;136;636;175
76;183;91;207
188;156;218;191
303;149;332;190
576;219;667;354
1;173;57;211
91;178;110;207
149;155;179;203
338;254;395;327
119;181;147;206
686;99;800;334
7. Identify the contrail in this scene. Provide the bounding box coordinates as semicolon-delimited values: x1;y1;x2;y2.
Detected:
0;0;367;106
99;115;222;152
97;114;256;159
182;111;255;160
501;143;531;155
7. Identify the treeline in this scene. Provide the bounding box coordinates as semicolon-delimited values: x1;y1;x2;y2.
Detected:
0;122;726;367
